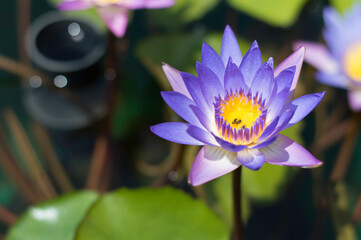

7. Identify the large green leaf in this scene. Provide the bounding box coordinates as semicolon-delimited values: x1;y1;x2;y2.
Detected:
6;191;99;240
75;187;229;240
227;0;309;27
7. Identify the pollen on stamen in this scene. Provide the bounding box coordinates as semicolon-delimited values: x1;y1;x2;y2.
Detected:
214;90;266;145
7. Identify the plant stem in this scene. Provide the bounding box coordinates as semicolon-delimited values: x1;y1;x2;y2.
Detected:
329;113;361;183
233;166;243;240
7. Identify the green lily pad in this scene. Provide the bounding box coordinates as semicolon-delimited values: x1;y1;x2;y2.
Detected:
330;0;360;13
227;0;309;27
6;191;99;240
75;187;229;240
148;0;220;29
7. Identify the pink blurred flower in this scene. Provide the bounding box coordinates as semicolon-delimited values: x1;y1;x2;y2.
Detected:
58;0;175;37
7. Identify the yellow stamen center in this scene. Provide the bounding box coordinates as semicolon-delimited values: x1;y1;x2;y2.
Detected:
215;92;265;145
219;94;262;130
344;42;361;82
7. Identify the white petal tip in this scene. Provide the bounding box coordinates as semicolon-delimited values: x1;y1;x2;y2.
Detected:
301;161;323;169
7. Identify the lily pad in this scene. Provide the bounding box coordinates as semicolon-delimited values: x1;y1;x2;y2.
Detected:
148;0;220;29
227;0;309;27
6;191;99;240
330;0;360;13
75;187;229;240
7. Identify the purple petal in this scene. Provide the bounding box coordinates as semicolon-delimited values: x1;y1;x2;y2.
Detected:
224;59;248;93
323;7;343;35
267;57;274;69
315;71;348;89
221;26;242;66
237;149;265;170
187;125;219;146
250;62;274;101
98;7;129;37
124;0;175;9
189;146;240;186
162;63;192;99
284;92;325;128
323;7;345;60
189;105;217;133
293;41;340;74
213;135;248;153
196;62;225;109
266;67;295;122
258;116;279;142
274;66;296;94
271;108;296;135
261;135;322;167
181;72;211;115
58;0;92;10
266;88;291;124
348;90;361;111
261;108;295;142
150;122;204;145
251;134;279;149
161;91;203;128
201;42;225;82
274;46;305;103
239;41;262;87
343;5;361;50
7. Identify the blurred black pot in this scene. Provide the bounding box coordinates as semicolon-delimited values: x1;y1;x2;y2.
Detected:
23;11;110;130
26;11;107;88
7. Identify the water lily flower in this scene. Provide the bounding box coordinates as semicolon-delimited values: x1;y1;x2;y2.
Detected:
58;0;175;37
151;26;324;186
294;4;361;111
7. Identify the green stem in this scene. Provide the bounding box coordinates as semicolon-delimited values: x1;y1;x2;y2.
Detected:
233;166;243;240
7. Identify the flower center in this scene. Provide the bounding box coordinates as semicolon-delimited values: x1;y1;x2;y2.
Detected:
344;42;361;82
215;91;266;145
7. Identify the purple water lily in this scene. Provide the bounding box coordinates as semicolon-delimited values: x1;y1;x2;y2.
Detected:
294;4;361;111
58;0;175;37
151;26;324;186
